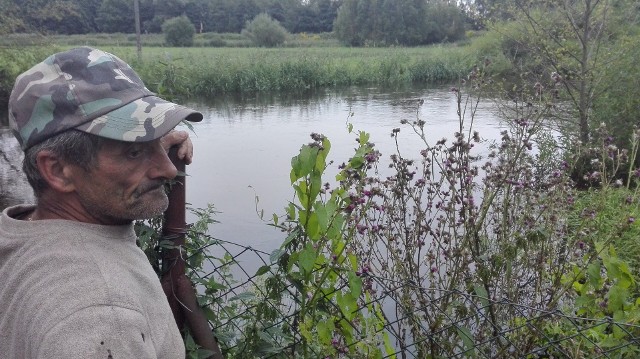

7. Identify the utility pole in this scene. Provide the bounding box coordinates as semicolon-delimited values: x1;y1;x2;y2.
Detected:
134;0;141;62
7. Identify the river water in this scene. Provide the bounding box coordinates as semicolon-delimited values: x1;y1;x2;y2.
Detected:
184;85;504;255
0;85;505;256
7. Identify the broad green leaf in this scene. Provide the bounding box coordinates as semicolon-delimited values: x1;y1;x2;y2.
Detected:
358;131;370;145
290;145;317;182
608;285;629;312
299;243;316;275
587;261;603;288
337;291;357;320
348;271;363;298
317;318;335;345
473;284;489;308
305;212;320;240
270;248;285;263
604;255;634;289
456;326;475;354
315;201;329;232
255;265;271;276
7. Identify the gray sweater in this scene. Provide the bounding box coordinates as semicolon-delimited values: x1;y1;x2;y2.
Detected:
0;205;184;358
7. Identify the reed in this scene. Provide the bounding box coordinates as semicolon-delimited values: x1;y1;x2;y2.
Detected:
0;41;482;111
106;46;477;99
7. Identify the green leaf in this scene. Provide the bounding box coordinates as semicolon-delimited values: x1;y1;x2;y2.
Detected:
317;318;335;345
350;156;365;169
456;326;475;354
290;145;317;182
348;271;363;298
299;243;317;275
337;291;358;320
315;202;329;232
608;285;629;312
305;212;320;240
270;248;285;263
255;265;271;276
358;131;370;145
587;261;603;288
473;284;489;308
604;255;634;289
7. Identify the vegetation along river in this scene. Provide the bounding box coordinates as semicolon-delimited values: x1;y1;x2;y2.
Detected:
0;84;504;262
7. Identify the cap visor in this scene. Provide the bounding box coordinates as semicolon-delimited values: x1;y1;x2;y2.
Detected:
75;95;202;142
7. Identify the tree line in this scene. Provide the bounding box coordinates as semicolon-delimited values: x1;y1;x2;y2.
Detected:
0;0;470;46
0;0;341;35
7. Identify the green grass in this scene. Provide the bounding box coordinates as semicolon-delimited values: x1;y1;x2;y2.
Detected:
569;187;640;285
103;45;477;99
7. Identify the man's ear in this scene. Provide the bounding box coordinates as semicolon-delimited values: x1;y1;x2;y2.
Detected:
35;150;77;193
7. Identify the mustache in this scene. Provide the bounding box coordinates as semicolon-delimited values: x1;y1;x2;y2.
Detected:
133;180;167;198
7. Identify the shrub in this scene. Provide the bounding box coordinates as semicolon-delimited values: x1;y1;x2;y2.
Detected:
241;13;288;48
162;16;195;47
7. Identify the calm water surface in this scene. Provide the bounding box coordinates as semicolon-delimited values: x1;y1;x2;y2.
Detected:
184;85;504;254
0;85;505;257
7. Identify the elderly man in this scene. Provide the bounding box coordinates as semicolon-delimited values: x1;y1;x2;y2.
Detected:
0;47;204;358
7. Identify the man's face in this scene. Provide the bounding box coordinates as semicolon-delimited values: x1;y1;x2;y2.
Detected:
68;138;178;225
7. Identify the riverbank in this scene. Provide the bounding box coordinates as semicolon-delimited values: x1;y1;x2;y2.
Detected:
0;34;501;125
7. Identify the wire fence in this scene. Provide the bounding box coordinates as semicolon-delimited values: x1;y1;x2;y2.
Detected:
187;232;640;359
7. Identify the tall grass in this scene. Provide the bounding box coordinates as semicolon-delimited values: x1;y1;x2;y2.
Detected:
0;35;493;121
106;46;477;99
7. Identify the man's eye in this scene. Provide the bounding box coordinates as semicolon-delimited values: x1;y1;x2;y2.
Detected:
126;146;145;159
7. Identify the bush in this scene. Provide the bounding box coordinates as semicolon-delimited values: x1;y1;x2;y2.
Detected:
241;13;288;47
162;16;195;47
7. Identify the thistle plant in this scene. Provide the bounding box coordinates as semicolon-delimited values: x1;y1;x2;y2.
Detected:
327;66;584;356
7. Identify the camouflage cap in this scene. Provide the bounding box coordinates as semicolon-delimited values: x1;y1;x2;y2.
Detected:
8;46;202;150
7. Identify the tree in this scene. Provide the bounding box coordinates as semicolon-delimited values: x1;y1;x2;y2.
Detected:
0;0;24;33
334;0;465;46
314;0;341;32
97;0;154;33
424;1;467;43
184;0;213;33
241;13;288;47
29;0;91;34
499;0;617;144
334;0;363;45
162;15;196;47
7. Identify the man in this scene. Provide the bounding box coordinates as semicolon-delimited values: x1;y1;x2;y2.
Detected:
0;47;202;358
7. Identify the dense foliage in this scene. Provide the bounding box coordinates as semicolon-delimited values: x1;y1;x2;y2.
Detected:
334;0;466;46
241;13;289;47
162;16;196;47
0;0;472;47
0;0;342;35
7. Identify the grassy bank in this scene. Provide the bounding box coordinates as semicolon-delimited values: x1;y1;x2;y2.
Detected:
119;45;476;99
0;43;480;109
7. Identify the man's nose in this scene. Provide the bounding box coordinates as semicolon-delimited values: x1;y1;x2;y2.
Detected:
149;144;178;180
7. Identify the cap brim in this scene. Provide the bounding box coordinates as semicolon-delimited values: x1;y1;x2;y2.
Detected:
74;95;203;142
